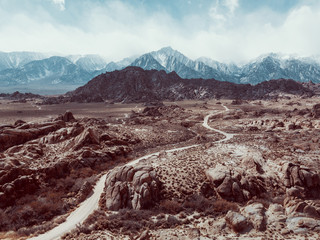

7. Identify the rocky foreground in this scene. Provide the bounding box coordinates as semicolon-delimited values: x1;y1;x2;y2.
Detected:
1;98;320;239
0;104;196;238
63;98;320;240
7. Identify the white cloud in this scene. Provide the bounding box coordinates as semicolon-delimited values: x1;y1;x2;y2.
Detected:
0;1;320;63
52;0;65;11
209;0;238;26
224;0;239;14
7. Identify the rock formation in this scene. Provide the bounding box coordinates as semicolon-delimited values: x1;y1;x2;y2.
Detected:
205;164;266;202
105;165;161;210
282;163;320;198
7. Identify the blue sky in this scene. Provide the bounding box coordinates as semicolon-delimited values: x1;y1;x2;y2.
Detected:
0;0;319;62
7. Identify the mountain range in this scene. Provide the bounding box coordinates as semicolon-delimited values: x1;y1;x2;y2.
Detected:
0;47;320;94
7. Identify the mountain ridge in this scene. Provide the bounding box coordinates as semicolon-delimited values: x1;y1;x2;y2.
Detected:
64;66;313;103
1;47;320;94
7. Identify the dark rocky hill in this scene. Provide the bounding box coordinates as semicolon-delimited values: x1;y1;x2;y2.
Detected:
65;67;313;103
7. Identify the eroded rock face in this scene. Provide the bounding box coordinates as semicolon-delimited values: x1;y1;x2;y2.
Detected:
205;164;265;202
105;165;161;210
283;163;320;198
0;173;39;207
0;120;65;152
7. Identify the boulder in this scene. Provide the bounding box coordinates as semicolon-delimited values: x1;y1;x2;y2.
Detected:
241;203;266;231
73;128;100;151
142;107;162;117
56;111;76;122
225;211;250;232
63;111;75;122
105;165;160;210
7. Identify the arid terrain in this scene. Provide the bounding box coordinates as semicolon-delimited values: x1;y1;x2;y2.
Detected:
1;95;320;239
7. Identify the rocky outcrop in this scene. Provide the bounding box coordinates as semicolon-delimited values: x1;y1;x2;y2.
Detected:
105;165;161;210
55;111;76;122
0;172;39;207
73;128;100;151
0;91;42;100
205;164;265;202
142;107;163;117
282;163;320;198
284;197;320;219
0;120;65;152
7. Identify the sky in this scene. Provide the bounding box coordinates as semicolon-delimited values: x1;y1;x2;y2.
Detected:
0;0;319;63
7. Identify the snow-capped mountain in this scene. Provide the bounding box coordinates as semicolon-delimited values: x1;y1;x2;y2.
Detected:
196;57;239;76
99;56;138;73
0;51;49;71
130;48;320;84
0;56;94;86
131;54;166;71
69;54;108;71
238;53;320;84
131;47;233;81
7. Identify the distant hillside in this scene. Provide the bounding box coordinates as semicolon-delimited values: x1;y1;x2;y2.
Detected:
65;67;313;103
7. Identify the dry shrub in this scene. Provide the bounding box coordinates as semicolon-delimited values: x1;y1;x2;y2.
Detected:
212;199;239;215
82;209;153;235
183;194;213;212
71;207;183;237
160;199;183;214
164;215;181;228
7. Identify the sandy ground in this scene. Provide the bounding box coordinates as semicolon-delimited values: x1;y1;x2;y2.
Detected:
0;99;215;125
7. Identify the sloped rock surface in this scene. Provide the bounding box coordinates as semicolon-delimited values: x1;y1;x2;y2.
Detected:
73;127;100;151
282;163;320;198
0;120;65;152
205;164;266;202
105;165;161;210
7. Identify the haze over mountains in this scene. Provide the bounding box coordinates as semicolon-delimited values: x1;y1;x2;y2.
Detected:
1;47;320;94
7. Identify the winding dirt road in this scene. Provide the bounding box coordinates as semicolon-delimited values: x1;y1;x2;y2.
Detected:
29;104;234;240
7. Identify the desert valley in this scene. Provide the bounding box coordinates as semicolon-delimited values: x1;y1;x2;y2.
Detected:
1;66;320;239
2;1;320;239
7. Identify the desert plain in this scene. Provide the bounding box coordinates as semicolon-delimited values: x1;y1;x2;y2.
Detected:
1;95;320;239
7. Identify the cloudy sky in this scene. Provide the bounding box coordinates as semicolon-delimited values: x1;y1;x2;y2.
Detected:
0;0;319;63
